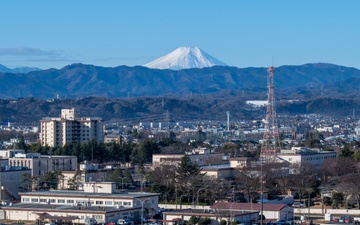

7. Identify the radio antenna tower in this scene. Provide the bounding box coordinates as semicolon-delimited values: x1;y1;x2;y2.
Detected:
261;66;280;155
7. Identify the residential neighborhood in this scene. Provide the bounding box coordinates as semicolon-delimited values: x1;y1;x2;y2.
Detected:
0;108;360;225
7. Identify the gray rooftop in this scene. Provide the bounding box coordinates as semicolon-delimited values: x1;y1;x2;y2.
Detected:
1;203;140;212
21;190;159;198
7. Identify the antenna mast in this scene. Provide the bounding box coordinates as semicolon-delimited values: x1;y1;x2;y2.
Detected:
261;66;280;155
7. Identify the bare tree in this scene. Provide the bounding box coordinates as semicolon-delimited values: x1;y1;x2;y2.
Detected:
290;162;318;203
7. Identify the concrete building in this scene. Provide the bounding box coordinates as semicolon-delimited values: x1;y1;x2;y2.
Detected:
162;208;259;225
229;157;252;169
0;149;26;158
278;147;337;169
152;147;224;167
104;134;123;144
0;157;31;201
200;164;234;180
8;153;77;176
0;182;160;224
211;201;293;222
40;108;103;147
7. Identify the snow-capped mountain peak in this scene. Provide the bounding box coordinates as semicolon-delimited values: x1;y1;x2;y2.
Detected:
143;46;228;70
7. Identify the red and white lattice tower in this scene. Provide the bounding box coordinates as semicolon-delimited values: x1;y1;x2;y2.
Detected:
261;66;280;155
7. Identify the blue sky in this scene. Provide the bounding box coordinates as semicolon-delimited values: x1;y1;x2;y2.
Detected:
0;0;359;69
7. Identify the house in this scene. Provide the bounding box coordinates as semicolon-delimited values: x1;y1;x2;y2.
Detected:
211;201;293;221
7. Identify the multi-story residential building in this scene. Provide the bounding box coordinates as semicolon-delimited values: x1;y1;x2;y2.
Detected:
40;108;103;147
8;152;77;176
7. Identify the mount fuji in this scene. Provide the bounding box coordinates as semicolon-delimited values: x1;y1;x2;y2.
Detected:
143;46;228;70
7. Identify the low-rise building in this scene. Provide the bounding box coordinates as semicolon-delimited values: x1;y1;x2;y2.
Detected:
152;147;224;167
8;153;77;176
1;182;160;224
162;208;259;225
211;201;293;221
200;164;234;180
229;157;252;169
278;147;337;169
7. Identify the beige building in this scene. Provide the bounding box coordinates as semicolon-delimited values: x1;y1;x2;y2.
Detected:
200;165;234;180
278;147;337;169
0;182;160;224
8;153;77;176
40;108;103;147
229;157;252;169
152;147;224;167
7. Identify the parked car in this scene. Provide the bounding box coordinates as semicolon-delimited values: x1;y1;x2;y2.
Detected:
117;219;134;225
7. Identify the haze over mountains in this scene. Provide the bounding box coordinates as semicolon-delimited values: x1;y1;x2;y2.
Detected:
0;62;360;99
1;46;360;102
0;64;42;74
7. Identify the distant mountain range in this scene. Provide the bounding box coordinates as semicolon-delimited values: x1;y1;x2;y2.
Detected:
0;62;360;99
143;46;227;70
0;64;42;74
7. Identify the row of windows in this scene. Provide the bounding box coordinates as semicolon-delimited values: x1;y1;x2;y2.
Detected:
22;198;134;206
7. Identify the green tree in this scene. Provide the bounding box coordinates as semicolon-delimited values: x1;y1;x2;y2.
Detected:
188;216;200;225
40;171;63;190
332;193;344;209
198;218;211;225
16;136;28;151
67;170;83;190
20;173;34;192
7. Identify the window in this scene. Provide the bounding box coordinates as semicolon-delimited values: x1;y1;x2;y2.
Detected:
95;201;103;205
123;202;130;206
114;201;122;205
105;201;112;206
94;215;103;220
67;200;74;204
40;199;47;203
23;198;30;202
58;199;65;203
31;198;39;203
49;199;56;203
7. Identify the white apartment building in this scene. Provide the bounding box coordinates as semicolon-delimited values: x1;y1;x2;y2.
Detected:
40;108;103;147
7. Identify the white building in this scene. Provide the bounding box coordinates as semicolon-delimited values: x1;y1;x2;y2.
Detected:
8;153;77;176
278;147;337;169
211;201;293;221
152;147;224;167
1;182;160;224
40;108;103;147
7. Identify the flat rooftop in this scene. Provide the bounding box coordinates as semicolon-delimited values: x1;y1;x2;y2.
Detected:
1;203;140;213
20;190;159;198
